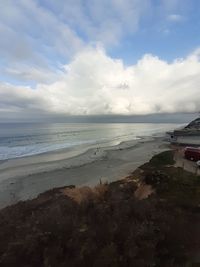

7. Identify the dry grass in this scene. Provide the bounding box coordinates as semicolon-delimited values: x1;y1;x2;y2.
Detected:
61;183;108;204
134;183;154;200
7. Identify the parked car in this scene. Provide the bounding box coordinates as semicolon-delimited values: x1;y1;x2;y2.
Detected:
184;147;200;161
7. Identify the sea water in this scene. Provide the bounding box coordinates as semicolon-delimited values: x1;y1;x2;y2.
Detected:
0;123;182;160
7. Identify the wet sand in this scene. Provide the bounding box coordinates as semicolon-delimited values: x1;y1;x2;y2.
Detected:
0;136;168;209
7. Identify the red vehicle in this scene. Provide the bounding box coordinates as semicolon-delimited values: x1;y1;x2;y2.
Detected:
184;147;200;161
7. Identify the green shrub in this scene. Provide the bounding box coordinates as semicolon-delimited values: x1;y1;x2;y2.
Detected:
149;150;175;167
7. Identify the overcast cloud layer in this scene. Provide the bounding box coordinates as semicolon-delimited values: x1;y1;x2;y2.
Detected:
0;0;200;121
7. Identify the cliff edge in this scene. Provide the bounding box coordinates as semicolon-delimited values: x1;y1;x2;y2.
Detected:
0;151;200;267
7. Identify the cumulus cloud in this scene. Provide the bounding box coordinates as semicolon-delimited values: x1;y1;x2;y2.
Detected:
167;14;184;22
0;0;198;120
0;47;200;120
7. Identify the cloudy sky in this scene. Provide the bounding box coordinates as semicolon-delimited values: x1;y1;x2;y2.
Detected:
1;0;200;121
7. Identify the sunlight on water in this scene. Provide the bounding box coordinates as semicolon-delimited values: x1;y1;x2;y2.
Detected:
0;123;182;160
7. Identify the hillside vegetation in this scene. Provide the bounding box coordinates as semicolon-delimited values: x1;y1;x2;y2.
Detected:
0;151;200;266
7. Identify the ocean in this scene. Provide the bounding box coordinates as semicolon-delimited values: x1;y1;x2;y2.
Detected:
0;123;182;160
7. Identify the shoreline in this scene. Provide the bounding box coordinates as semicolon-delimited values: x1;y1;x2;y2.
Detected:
0;136;155;181
0;135;168;209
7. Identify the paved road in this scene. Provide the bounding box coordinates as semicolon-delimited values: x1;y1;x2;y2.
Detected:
173;146;200;176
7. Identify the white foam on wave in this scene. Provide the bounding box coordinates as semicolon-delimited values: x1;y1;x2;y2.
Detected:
0;140;97;160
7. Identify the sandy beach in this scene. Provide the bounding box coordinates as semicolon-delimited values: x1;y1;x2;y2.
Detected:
0;136;168;209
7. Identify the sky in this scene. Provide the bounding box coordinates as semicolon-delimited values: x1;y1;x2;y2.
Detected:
0;0;200;122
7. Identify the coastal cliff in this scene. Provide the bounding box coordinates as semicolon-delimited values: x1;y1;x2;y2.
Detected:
0;151;200;266
185;117;200;130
